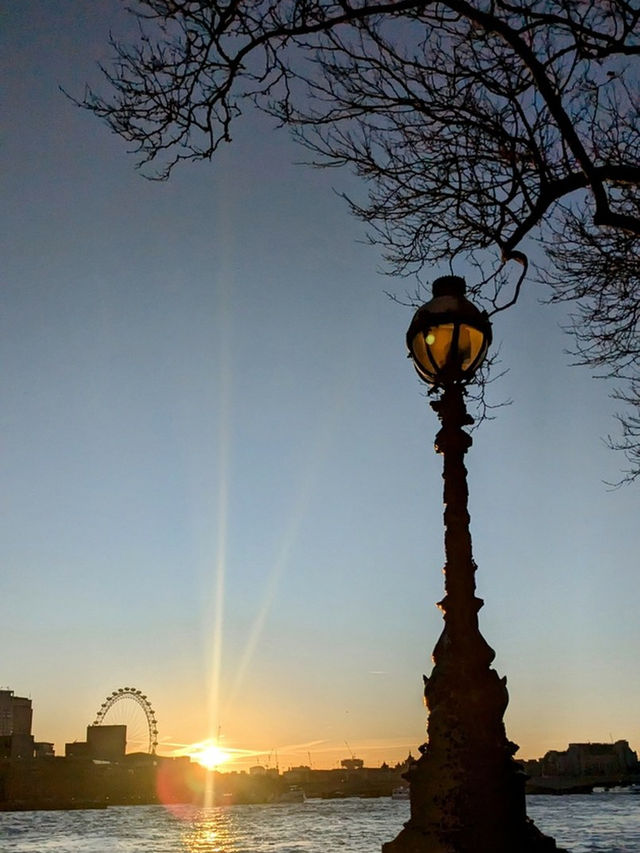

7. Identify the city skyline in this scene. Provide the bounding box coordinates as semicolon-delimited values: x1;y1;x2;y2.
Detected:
2;2;638;773
4;682;638;776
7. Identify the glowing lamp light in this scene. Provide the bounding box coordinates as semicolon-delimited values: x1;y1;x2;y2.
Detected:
406;276;492;386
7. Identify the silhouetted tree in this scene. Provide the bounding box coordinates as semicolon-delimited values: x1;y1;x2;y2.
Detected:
79;1;640;479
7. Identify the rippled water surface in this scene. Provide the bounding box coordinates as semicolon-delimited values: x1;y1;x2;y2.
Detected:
1;793;638;852
528;793;639;853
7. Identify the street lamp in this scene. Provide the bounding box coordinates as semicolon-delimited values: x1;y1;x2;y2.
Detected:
406;275;492;387
383;276;563;853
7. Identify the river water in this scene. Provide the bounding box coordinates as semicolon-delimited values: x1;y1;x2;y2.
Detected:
0;793;638;852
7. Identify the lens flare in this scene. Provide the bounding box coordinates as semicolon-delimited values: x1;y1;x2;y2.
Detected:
188;741;232;770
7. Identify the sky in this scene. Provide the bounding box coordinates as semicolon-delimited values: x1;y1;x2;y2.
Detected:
1;2;638;772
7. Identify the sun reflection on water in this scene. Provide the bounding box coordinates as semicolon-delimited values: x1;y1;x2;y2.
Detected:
180;808;237;853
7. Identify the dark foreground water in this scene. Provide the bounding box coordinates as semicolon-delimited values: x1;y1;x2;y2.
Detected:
1;793;638;852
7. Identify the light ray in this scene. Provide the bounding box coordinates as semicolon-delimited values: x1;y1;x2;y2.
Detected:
224;503;303;708
201;261;234;808
223;295;380;713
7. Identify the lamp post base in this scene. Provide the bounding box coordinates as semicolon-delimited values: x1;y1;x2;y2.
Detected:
381;701;567;853
382;818;565;853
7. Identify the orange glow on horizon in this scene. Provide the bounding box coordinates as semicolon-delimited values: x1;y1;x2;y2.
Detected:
164;736;456;774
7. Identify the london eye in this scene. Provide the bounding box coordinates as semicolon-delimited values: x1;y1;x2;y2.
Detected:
92;687;158;754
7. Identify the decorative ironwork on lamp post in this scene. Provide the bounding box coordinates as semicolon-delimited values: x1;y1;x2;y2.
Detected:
383;276;564;853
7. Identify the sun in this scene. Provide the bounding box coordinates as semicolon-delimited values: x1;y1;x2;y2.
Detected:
188;742;232;770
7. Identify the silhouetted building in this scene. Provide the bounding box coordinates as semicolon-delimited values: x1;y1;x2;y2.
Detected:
64;725;126;761
0;691;14;736
87;725;126;761
533;740;638;777
283;765;312;784
34;742;55;759
340;757;364;771
394;753;415;773
0;689;35;758
65;741;91;758
0;690;32;736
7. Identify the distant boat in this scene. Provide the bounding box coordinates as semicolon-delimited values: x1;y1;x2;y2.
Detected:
278;786;306;803
391;786;410;800
593;783;640;795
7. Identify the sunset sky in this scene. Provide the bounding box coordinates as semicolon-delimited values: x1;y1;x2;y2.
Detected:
2;2;638;772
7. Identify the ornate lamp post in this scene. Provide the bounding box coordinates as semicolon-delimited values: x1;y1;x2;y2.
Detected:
383;276;563;853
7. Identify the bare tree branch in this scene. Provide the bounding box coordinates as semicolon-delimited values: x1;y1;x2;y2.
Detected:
77;0;640;478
